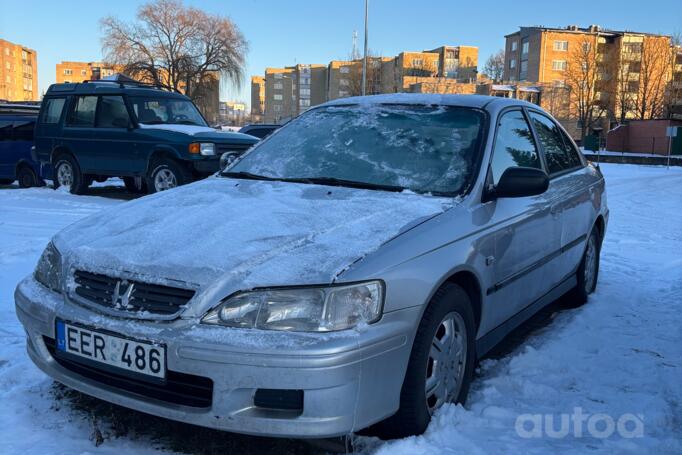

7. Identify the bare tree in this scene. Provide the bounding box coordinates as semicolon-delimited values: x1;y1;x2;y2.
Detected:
564;36;613;140
635;36;674;119
101;0;247;100
483;49;505;82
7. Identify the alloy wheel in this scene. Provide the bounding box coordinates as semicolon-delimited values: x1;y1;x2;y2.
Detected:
584;234;598;292
425;311;467;414
154;168;177;192
57;162;74;189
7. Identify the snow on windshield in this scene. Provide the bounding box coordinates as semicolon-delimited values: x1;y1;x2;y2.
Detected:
233;104;484;194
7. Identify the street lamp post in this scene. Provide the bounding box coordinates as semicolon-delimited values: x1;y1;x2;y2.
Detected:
361;0;368;96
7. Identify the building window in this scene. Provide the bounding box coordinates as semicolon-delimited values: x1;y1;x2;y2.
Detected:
340;67;350;74
412;58;423;67
299;99;310;107
583;42;591;52
522;40;529;55
339;79;349;86
552;60;567;71
511;41;518;51
339;90;350;97
274;82;283;90
510;59;516;69
5;62;10;70
273;94;283;101
274;73;283;79
553;41;569;51
4;48;8;56
273;105;282;112
63;69;73;75
299;88;310;96
520;61;528;80
81;70;87;76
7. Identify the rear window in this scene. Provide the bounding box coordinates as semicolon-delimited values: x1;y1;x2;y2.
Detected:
40;98;66;124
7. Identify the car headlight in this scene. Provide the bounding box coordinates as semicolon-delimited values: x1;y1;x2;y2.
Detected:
34;241;62;293
202;281;384;332
188;142;215;156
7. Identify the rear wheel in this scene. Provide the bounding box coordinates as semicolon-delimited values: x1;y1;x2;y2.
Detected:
146;158;192;194
17;165;41;188
123;176;147;194
372;283;476;439
53;154;88;194
566;226;601;307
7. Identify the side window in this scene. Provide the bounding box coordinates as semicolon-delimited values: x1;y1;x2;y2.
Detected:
13;120;35;141
40;98;66;124
66;96;97;127
0;120;12;141
529;112;581;174
97;96;131;128
490;110;541;185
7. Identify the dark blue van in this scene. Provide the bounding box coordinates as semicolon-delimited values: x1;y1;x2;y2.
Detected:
0;104;47;188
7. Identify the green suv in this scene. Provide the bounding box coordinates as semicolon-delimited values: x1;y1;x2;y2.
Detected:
34;80;259;194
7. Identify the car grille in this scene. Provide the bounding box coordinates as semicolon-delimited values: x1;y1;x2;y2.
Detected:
216;143;251;155
44;337;213;408
73;270;195;316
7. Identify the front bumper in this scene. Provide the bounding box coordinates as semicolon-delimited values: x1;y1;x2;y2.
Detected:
191;158;220;175
15;276;417;438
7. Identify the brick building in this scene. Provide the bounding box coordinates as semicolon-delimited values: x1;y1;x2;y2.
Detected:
56;61;118;84
0;39;38;101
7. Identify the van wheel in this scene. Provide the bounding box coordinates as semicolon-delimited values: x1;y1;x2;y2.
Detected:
146;158;192;194
372;283;476;439
53;155;88;194
123;176;147;194
17;165;41;188
565;226;601;307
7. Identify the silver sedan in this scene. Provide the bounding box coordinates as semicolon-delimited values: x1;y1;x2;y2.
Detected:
16;94;607;439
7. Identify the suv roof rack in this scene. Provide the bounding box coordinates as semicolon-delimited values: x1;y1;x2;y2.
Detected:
80;75;182;94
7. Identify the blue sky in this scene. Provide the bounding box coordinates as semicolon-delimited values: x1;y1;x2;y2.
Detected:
2;0;681;107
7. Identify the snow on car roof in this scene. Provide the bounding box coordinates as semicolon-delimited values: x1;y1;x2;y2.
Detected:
320;93;534;110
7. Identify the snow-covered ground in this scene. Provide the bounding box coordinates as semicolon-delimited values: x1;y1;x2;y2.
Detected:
1;164;681;454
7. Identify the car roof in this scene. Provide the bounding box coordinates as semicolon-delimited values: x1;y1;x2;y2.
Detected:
320;93;538;111
45;81;188;99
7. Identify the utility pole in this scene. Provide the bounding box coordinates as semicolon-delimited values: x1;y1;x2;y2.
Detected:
362;0;369;96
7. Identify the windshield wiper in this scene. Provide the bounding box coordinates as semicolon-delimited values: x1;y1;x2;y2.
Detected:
220;171;279;181
287;177;405;192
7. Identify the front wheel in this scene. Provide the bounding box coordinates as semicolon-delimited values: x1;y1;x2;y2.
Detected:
372;283;476;439
146;158;192;194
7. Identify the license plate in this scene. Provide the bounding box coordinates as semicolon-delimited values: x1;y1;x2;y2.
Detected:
55;320;166;379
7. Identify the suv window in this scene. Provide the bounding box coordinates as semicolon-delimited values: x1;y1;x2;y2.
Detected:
66;96;97;127
490;110;541;185
97;96;131;128
529;111;581;174
40;98;66;124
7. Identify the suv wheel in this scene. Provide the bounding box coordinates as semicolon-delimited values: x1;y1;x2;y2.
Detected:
123;176;147;194
17;165;42;188
372;283;476;439
53;155;88;194
147;158;192;194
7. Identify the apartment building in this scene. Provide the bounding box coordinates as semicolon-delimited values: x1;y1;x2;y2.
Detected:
56;61;118;84
263;64;327;123
671;46;682;119
0;39;38;101
503;25;673;123
327;57;390;100
220;101;247;126
250;76;265;122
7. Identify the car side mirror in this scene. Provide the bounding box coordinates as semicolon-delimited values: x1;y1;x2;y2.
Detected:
490;166;549;199
220;152;241;171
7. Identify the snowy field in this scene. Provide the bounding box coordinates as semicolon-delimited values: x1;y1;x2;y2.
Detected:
0;164;681;454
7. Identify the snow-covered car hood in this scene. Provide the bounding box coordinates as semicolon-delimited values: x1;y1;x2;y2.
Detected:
53;178;451;294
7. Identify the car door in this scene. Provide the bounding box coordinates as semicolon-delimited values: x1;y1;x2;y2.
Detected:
0;117;13;178
93;95;141;174
482;108;561;330
527;110;592;282
34;97;67;169
62;95;97;172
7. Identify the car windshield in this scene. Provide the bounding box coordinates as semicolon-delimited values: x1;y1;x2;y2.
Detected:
228;104;485;195
128;96;207;126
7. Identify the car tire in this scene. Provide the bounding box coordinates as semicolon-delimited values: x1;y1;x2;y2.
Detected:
17;165;42;188
123;176;147;194
565;226;601;307
146;158;192;194
372;283;476;439
53;154;88;194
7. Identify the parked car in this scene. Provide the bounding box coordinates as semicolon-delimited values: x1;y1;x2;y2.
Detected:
33;80;259;194
16;94;608;440
239;123;280;140
0;104;47;187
